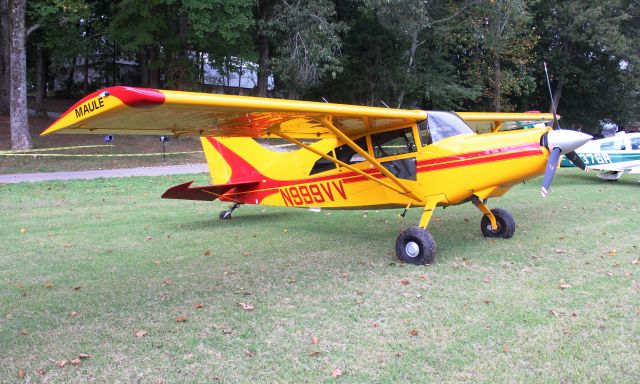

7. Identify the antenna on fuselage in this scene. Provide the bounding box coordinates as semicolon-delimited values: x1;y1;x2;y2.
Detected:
321;97;329;103
380;100;390;108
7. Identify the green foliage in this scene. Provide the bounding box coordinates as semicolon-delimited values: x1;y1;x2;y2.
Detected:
22;0;640;127
267;0;346;98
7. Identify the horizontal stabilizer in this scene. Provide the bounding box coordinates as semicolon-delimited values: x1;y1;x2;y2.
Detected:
161;181;259;201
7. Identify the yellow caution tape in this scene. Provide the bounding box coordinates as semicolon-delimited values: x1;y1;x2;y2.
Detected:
0;144;114;154
0;151;203;157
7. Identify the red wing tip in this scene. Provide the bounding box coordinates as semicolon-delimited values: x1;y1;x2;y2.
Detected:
541;187;548;197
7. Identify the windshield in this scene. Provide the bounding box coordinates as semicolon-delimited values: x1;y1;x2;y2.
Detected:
426;111;474;142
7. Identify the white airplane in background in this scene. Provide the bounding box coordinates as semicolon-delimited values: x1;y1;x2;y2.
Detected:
561;132;640;181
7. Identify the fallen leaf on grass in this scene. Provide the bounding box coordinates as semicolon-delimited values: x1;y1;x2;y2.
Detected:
20;329;28;336
483;277;492;283
69;359;81;365
134;330;148;337
70;311;78;317
243;251;252;257
36;368;46;376
555;249;566;254
419;274;427;280
78;353;90;359
176;317;188;322
355;298;364;304
153;260;161;265
194;303;205;309
483;299;492;305
608;249;618;256
203;250;211;256
44;282;54;289
311;336;319;344
416;294;423;298
245;351;255;357
409;329;418;337
331;368;343;377
73;286;81;291
400;279;410;285
550;309;561;317
558;279;572;289
18;368;25;379
145;236;152;241
502;346;509;353
58;360;68;368
237;302;255;311
162;278;172;286
64;243;72;248
309;351;320;356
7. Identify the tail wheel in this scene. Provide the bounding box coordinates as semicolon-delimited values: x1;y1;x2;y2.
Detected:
395;226;436;265
480;208;515;239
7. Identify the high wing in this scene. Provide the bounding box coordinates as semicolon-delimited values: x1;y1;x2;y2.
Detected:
41;86;427;139
458;112;556;132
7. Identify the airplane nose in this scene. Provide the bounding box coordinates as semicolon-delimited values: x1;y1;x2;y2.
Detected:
544;129;592;154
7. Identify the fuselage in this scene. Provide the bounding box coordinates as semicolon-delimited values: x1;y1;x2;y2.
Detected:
206;117;551;209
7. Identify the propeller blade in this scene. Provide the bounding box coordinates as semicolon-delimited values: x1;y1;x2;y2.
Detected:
564;150;588;171
541;147;562;197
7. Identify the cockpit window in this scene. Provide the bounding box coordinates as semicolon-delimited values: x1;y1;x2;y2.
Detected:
310;137;367;176
426;111;474;142
371;128;416;158
600;139;626;151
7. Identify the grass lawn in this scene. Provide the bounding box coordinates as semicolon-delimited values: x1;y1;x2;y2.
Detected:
1;169;639;383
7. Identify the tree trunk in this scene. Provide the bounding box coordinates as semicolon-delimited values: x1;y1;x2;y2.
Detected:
396;33;419;108
65;57;76;97
138;46;149;87
149;44;159;88
9;0;31;149
256;0;273;97
0;0;9;114
35;45;47;117
551;79;564;114
492;53;502;112
82;55;89;94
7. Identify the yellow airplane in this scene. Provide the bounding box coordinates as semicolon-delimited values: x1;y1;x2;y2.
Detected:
42;86;591;264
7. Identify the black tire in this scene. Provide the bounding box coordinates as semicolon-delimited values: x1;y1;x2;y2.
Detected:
480;208;515;239
395;226;436;265
219;210;232;220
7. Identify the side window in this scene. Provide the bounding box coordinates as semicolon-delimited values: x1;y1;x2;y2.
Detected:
371;128;417;158
631;137;640;150
601;139;625;151
335;137;367;165
418;120;431;146
310;138;366;175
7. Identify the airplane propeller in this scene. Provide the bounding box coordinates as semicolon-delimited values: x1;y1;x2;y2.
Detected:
540;129;592;197
540;62;592;196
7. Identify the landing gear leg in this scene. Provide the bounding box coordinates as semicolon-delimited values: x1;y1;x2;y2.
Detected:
219;202;241;220
472;197;515;239
395;196;440;265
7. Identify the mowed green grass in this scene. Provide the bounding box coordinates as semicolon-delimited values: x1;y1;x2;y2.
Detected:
1;170;639;383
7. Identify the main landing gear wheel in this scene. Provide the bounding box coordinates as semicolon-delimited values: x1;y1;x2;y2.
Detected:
395;226;436;265
480;208;515;239
219;203;241;220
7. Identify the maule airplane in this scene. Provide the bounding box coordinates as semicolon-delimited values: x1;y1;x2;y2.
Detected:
561;132;640;181
42;86;592;264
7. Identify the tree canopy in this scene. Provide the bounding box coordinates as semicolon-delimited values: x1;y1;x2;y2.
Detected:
5;0;640;143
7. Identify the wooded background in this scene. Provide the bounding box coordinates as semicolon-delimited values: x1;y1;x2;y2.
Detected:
2;0;639;149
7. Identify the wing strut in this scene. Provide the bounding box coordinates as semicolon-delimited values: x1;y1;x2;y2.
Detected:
320;117;423;203
273;131;409;195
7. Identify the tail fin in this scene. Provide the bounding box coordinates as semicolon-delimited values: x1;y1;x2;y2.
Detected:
201;137;273;184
